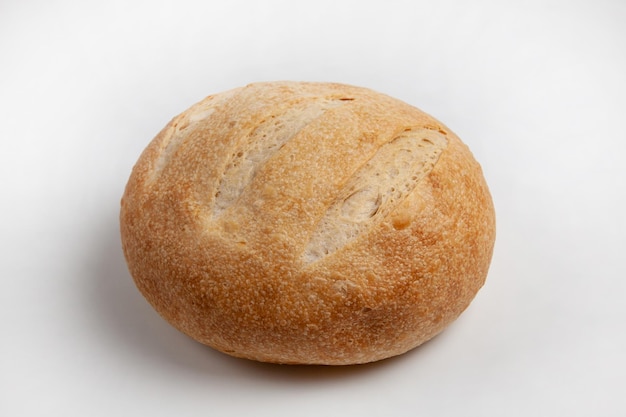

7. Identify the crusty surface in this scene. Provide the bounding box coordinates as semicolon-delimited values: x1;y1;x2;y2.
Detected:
120;81;496;365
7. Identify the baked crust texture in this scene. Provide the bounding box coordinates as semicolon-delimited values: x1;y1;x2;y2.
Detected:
120;81;496;365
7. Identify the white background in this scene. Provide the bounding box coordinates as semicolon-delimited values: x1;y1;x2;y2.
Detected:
2;0;625;416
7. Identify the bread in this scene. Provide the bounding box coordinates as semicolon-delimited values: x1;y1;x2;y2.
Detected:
120;81;495;365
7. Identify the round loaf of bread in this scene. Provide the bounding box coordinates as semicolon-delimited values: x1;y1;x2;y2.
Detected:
120;81;495;365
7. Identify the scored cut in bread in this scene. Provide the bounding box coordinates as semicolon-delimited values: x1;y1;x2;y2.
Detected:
120;81;496;365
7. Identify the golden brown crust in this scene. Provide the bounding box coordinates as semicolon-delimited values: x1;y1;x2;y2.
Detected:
120;81;495;365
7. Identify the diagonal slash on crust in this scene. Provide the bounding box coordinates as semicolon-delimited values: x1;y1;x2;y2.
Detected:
212;98;346;217
302;127;448;264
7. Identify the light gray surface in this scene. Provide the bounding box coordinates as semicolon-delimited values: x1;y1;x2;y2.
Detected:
2;1;625;416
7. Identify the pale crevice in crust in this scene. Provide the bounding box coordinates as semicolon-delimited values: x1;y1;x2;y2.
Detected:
212;98;345;217
151;88;241;179
302;128;448;264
